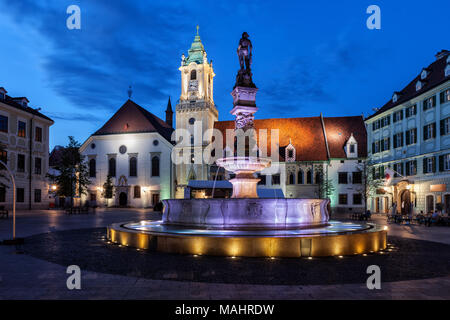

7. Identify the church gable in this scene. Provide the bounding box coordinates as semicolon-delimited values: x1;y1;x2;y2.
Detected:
93;99;174;142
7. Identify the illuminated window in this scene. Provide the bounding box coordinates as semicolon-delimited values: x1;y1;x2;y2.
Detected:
18;121;26;138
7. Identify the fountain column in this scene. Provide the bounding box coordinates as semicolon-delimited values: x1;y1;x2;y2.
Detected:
216;32;271;199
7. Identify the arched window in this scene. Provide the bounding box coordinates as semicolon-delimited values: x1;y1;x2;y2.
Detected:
297;170;304;184
108;158;116;177
288;173;295;185
315;171;323;185
89;159;96;178
129;157;137;177
134;185;141;199
151;156;160;177
306;170;312;184
190;135;194;145
190;70;196;80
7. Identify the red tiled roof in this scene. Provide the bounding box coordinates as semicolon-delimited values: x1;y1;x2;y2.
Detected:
323;116;367;158
367;51;450;120
93;99;174;142
214;116;366;161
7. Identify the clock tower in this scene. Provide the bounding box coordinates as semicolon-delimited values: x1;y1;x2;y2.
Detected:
175;27;218;198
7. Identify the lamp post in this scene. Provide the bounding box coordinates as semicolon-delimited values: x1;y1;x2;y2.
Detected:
0;159;16;240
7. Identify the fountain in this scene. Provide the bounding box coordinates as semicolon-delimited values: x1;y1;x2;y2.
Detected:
107;33;387;257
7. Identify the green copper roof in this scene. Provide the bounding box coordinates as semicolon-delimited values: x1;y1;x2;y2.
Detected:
184;28;206;65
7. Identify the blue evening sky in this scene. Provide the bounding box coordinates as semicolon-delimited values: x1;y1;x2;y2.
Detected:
0;0;449;148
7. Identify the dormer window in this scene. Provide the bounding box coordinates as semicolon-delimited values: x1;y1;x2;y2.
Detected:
416;80;422;91
446;65;450;77
13;97;29;107
285;140;296;162
421;69;428;80
392;93;399;103
345;134;358;158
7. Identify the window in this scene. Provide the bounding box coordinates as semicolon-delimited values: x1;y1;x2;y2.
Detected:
306;170;312;184
349;144;355;153
0;150;6;165
426;195;434;213
190;70;197;80
423;96;436;111
108;158;116;177
393;163;404;177
189;118;195;125
89;159;96;177
0;115;8;133
393;132;403;148
423;123;436;141
288;149;294;158
134;186;141;199
258;174;266;185
440;89;450;104
297;170;304;184
17;188;24;203
288;173;295;185
381;137;390;151
372;141;380;154
338;172;348;184
129;157;137;177
393;110;403;123
405;105;417;118
353;194;362;205
423;157;436;174
0;187;5;202
339;194;348;205
440;117;450;136
406;128;417;145
34;189;41;203
372;120;380;131
151;156;160;177
371;116;391;131
35;127;42;142
272;174;280;185
405;160;417;176
440;154;450;171
34;157;42;175
190;135;194;145
18;121;26;138
315;171;322;184
352;171;362;184
17;154;25;172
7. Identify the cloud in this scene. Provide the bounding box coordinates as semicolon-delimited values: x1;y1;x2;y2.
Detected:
47;111;103;123
2;0;193;111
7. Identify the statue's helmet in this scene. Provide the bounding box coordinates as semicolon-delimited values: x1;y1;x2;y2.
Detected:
242;32;249;38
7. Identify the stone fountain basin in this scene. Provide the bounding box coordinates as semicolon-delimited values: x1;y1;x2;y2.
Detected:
162;198;330;230
215;156;271;173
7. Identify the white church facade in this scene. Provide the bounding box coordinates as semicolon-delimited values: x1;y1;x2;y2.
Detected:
80;99;174;207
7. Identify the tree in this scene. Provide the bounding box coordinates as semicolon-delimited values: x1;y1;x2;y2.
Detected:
355;160;383;212
316;164;335;200
47;136;90;207
102;175;114;207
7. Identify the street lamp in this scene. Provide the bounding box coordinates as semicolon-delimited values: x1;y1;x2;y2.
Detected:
0;159;18;243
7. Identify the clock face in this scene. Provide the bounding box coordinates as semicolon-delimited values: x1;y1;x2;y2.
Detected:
188;80;198;92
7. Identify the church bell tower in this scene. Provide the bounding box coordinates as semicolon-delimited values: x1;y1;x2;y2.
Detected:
175;26;218;198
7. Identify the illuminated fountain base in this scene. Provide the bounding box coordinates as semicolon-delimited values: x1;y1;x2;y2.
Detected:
107;220;387;257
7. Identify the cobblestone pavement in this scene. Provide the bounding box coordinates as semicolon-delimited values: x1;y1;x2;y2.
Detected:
0;209;449;299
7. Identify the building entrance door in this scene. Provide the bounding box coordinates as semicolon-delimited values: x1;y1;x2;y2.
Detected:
400;190;411;215
119;192;127;207
152;193;160;206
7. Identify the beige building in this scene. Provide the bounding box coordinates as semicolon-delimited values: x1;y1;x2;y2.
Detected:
0;87;54;209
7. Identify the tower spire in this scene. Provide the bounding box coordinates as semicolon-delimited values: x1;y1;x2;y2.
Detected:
196;25;199;36
165;96;173;128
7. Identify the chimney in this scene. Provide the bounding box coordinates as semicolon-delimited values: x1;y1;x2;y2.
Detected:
165;97;173;128
435;50;449;60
